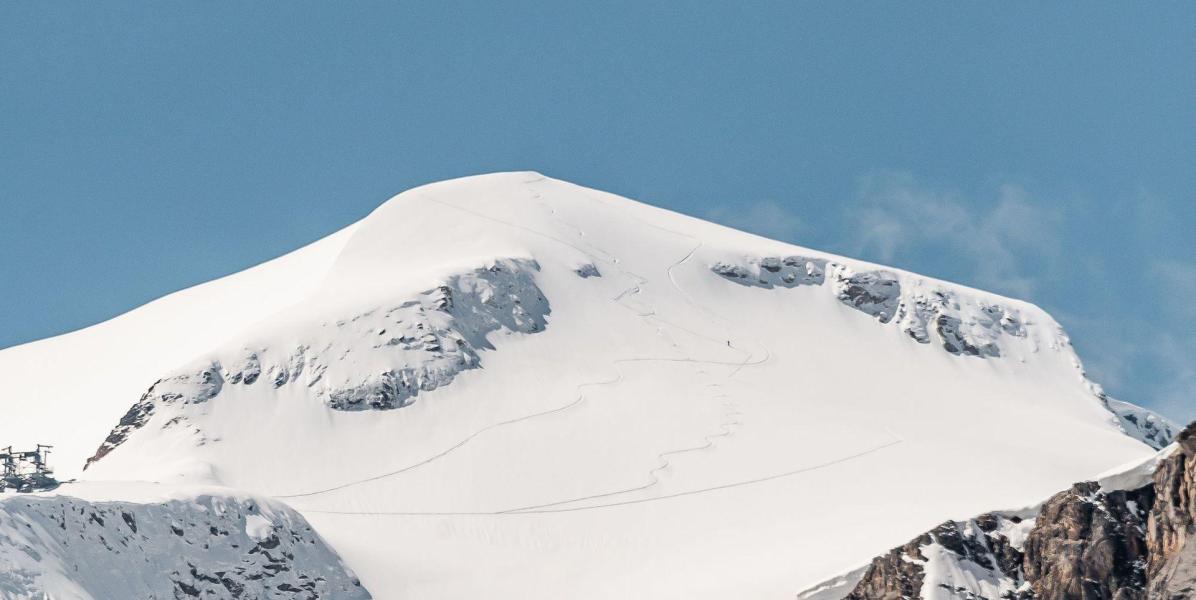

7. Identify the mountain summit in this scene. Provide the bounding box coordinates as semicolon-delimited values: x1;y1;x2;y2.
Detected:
0;172;1174;598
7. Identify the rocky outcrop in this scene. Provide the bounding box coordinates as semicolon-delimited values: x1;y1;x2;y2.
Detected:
1145;424;1196;598
712;256;827;289
831;266;903;324
711;255;1175;451
1021;483;1153;599
0;491;370;599
842;514;1034;600
843;531;929;600
87;258;550;468
1104;396;1179;452
825;422;1196;600
86;363;224;467
711;257;1024;358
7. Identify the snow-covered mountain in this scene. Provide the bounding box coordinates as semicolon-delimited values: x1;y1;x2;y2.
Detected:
0;172;1176;599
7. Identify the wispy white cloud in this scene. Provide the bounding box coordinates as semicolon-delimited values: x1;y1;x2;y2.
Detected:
1142;260;1196;421
704;199;805;243
845;171;1061;299
1150;259;1196;319
704;172;1192;422
1148;333;1196;422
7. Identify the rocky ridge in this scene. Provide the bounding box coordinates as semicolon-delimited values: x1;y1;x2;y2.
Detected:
713;255;1174;449
810;422;1196;600
0;491;369;599
713;255;1026;359
86;258;549;469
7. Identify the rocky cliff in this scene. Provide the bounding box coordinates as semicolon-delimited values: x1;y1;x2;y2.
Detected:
0;489;370;599
818;422;1196;600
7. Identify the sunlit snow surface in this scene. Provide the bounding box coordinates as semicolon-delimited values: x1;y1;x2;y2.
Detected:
0;172;1172;599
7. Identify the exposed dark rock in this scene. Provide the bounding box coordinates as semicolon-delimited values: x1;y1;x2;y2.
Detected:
1145;422;1196;599
85;363;223;469
838;421;1196;600
1022;482;1152;600
936;314;1001;357
327;259;549;411
88;259;550;467
833;269;902;324
1101;396;1180;451
844;530;930;600
228;352;261;385
844;514;1033;600
711;256;827;289
574;263;601;278
710;257;1034;365
0;494;370;598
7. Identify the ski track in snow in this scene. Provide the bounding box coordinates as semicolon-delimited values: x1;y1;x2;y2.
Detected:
297;438;904;516
278;180;903;514
274;191;756;501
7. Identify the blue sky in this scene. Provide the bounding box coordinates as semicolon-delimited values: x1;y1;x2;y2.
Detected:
2;3;1193;421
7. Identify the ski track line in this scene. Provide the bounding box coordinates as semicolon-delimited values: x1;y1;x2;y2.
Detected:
574;187;771;369
477;183;903;513
275;191;748;500
299;438;904;517
282;182;900;512
495;409;745;514
453;187;761;511
275;373;619;499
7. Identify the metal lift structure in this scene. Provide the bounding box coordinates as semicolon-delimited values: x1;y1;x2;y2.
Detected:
0;444;57;492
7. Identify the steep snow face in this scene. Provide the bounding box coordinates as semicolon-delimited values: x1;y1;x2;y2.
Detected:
0;172;1176;599
0;484;368;599
711;253;1174;450
0;223;359;481
85;259;549;469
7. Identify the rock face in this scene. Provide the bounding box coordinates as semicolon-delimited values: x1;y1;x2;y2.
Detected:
87;258;549;469
712;256;1025;357
0;492;370;599
1104;396;1180;454
712;256;827;289
1021;483;1153;600
831;422;1196;600
1146;424;1196;598
841;513;1035;600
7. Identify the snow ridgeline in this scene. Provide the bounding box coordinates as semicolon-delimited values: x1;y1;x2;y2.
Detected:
713;256;1030;359
0;489;369;599
86;258;549;469
711;255;1176;450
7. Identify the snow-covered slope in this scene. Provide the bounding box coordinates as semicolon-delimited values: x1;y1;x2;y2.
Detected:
0;223;358;481
0;172;1175;599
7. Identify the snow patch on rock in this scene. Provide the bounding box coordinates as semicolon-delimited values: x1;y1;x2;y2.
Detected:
711;256;1027;358
1103;395;1179;451
87;258;549;468
0;491;369;599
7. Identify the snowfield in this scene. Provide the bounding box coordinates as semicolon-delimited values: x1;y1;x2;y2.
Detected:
0;172;1174;599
